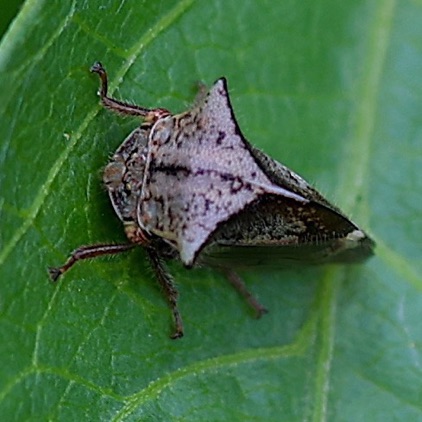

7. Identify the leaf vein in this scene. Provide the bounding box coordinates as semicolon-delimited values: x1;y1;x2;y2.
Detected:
112;341;308;421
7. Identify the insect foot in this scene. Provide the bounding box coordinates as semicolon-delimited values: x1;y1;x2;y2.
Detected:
49;62;375;339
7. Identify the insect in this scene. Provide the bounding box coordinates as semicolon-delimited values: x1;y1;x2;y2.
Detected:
49;62;375;338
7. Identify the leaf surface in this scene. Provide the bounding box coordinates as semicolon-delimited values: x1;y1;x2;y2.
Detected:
0;0;421;420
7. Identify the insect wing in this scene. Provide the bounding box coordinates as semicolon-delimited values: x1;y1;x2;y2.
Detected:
247;145;338;208
202;194;374;267
243;146;375;263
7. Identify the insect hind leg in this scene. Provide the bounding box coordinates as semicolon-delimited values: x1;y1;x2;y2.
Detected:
223;269;268;318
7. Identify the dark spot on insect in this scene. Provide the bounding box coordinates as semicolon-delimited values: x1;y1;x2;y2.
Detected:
229;177;243;194
196;120;204;131
204;198;212;214
216;131;226;145
243;182;253;192
195;168;205;176
174;131;183;146
220;172;234;182
162;132;171;145
155;195;165;208
217;87;226;96
154;164;190;177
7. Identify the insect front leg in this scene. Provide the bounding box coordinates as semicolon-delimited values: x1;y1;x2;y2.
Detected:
146;248;184;339
223;269;268;318
90;62;170;122
48;243;135;282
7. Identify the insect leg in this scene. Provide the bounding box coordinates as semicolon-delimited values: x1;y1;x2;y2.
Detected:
48;243;134;282
146;248;184;339
223;270;268;318
90;62;170;121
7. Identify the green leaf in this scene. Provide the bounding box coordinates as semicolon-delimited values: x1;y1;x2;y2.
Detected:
0;0;421;420
0;0;24;39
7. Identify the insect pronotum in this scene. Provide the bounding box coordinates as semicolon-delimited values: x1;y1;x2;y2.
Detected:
49;62;375;338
